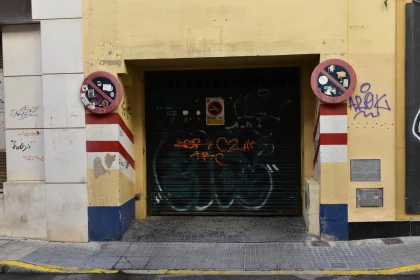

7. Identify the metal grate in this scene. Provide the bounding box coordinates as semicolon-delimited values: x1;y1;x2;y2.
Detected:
145;68;301;215
311;240;330;247
382;238;403;245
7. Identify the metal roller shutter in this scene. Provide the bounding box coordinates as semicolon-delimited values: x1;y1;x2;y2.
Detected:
146;68;301;215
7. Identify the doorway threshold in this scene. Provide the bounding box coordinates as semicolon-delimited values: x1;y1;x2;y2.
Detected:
122;216;309;243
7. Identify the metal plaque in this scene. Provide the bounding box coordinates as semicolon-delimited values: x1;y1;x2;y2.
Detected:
350;159;380;182
356;188;383;207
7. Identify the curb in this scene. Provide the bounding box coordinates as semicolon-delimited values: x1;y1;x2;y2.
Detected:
0;260;420;275
0;260;118;274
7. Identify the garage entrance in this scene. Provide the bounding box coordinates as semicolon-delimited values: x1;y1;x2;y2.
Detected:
145;67;301;215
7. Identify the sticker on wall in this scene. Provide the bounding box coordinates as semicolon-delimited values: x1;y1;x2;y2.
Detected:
80;71;123;114
206;97;225;125
310;59;357;104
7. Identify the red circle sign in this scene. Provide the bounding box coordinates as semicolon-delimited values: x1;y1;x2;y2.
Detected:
80;71;123;114
310;59;357;104
207;101;223;117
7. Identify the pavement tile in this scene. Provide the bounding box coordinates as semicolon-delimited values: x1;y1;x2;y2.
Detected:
93;243;131;257
381;260;402;268
364;261;384;269
330;262;348;269
245;260;261;270
177;261;197;269
294;262;313;270
2;240;48;261
161;259;180;270
346;262;367;269
145;259;164;269
399;257;418;265
261;260;278;270
226;260;244;269
113;262;133;269
210;260;230;269
0;239;12;247
3;233;420;272
312;262;330;270
279;262;296;270
195;261;216;269
81;257;120;269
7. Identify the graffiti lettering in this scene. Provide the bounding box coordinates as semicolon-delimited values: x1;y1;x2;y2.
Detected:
189;151;227;166
18;130;41;137
174;138;213;150
10;107;38;120
175;137;256;165
11;140;33;152
348;83;391;119
23;156;44;161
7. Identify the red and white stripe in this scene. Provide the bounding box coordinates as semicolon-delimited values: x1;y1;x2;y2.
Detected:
86;114;135;184
313;104;348;180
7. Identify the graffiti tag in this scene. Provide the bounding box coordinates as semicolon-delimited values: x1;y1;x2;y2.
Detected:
10;107;38;120
348;83;391;119
18;130;41;137
11;140;33;152
23;156;44;161
174;137;257;166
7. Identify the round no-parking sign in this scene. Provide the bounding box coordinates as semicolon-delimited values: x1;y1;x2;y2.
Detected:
80;71;123;114
310;59;357;104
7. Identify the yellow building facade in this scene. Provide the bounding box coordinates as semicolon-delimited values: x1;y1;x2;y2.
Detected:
80;0;418;241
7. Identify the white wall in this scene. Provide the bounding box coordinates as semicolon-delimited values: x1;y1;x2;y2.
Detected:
0;72;5;150
2;25;44;181
33;0;87;242
0;0;88;242
2;24;47;238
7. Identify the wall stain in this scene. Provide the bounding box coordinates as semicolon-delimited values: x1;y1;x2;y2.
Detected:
105;153;116;168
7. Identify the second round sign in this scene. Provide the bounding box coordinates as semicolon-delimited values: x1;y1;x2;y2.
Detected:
310;59;357;104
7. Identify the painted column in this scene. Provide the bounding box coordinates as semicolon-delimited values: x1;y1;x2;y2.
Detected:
86;111;136;241
313;103;349;240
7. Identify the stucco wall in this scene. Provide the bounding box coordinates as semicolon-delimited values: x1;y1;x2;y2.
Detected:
83;0;402;222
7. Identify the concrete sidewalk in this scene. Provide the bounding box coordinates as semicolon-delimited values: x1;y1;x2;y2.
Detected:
0;237;420;275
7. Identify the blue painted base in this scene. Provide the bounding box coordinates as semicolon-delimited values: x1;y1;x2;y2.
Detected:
320;204;349;240
88;198;135;241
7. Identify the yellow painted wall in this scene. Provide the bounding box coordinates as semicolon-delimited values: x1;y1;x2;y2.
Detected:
83;0;406;221
301;64;318;187
346;0;397;222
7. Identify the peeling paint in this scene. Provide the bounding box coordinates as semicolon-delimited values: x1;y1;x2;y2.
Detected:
94;157;108;178
105;153;116;168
